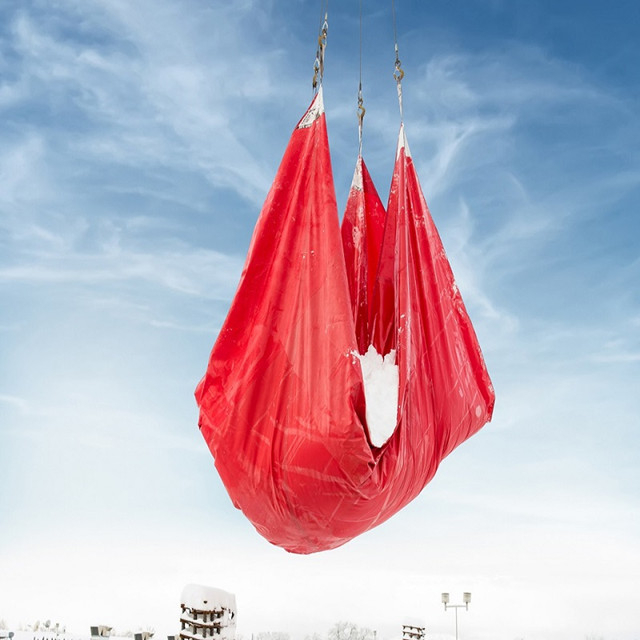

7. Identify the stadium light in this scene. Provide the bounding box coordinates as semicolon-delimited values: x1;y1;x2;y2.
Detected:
441;592;471;640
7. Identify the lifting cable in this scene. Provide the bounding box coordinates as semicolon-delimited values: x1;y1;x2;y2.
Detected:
357;0;366;155
391;0;405;121
312;0;329;93
313;1;403;123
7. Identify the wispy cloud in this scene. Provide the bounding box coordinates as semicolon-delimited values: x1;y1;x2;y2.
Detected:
0;245;244;299
8;0;295;201
0;393;31;414
372;43;640;377
1;0;306;249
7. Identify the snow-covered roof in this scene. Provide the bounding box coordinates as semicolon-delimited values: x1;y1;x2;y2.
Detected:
181;584;236;613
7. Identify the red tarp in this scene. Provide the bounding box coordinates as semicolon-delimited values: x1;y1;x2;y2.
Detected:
341;154;387;354
195;90;495;554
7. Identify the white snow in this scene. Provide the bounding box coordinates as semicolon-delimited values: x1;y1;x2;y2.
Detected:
180;584;236;613
396;123;412;159
355;345;399;447
296;87;324;129
180;584;236;640
350;155;363;191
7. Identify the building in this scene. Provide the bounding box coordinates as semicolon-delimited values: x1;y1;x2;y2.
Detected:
179;584;236;640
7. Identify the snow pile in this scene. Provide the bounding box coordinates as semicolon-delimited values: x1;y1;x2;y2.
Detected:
180;584;236;640
355;345;399;447
181;584;236;613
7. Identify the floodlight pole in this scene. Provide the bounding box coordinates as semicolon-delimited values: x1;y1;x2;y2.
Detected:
441;592;471;640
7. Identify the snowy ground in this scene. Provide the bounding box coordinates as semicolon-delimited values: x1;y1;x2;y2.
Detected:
8;633;171;640
5;627;454;640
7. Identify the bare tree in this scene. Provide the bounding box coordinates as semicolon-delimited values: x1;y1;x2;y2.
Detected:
256;632;290;640
327;621;373;640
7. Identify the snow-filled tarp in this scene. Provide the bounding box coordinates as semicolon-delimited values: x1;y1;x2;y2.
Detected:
195;90;494;554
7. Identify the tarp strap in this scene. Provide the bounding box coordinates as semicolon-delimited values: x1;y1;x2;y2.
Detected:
357;87;366;156
312;3;329;93
357;0;366;155
391;0;405;121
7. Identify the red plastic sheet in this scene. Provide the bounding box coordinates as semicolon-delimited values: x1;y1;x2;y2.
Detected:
341;155;387;353
195;91;495;554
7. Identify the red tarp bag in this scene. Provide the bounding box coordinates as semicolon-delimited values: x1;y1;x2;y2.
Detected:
195;91;495;553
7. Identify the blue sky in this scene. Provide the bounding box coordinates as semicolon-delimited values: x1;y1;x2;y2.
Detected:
1;1;639;639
